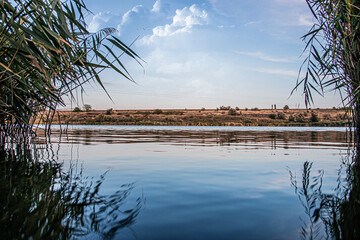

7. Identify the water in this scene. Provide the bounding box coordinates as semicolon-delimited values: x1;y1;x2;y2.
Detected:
1;126;355;239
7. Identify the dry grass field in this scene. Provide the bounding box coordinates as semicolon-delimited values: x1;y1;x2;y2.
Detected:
37;108;350;127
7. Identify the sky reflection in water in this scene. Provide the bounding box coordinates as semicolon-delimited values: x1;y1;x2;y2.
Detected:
37;126;349;239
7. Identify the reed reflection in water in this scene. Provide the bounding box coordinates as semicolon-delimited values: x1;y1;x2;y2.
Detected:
289;150;360;240
0;143;143;239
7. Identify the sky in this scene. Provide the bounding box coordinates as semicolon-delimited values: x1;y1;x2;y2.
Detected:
66;0;342;110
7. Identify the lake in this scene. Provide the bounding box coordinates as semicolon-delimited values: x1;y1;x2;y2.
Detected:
1;126;355;239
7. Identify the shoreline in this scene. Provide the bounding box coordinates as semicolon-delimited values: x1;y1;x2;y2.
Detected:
37;108;350;127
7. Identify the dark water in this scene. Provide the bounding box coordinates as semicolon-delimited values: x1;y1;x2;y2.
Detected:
1;126;357;239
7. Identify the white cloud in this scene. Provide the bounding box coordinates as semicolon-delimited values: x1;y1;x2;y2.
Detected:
245;20;262;27
88;11;121;33
121;5;148;25
237;51;294;63
152;0;161;13
217;24;235;29
141;4;208;44
87;4;153;36
297;14;313;26
256;68;299;77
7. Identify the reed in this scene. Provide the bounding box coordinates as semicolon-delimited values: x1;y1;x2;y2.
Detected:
0;0;141;142
294;0;360;144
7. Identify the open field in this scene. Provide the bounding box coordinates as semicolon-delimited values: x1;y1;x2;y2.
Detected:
38;108;350;127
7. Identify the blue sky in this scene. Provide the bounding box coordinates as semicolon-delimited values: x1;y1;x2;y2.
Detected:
68;0;342;110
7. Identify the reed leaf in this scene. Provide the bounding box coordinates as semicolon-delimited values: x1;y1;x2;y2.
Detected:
0;0;142;142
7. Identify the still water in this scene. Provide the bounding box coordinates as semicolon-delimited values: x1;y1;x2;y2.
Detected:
1;126;354;239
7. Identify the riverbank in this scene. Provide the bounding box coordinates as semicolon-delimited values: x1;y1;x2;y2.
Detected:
38;108;349;127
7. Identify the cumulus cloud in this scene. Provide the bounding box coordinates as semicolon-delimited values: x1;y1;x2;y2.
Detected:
121;5;149;25
141;4;208;44
87;4;154;36
87;11;121;33
237;51;294;63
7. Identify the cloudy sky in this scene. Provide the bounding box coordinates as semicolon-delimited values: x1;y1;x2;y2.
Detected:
69;0;342;110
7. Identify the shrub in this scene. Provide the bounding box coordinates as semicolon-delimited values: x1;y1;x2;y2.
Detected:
228;108;237;116
252;107;259;111
73;107;81;112
153;109;163;114
323;114;331;120
295;113;305;122
269;114;276;119
219;106;231;110
289;115;295;121
277;112;286;120
105;108;113;115
235;106;240;110
283;105;290;110
310;112;320;122
336;114;345;120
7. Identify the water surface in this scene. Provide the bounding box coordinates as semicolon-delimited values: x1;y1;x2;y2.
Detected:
2;126;351;239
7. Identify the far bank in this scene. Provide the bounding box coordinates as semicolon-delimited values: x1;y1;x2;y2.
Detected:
36;108;350;127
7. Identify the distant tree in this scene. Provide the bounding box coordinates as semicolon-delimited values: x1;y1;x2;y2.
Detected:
283;105;290;110
220;106;231;110
83;104;92;112
73;107;81;112
235;106;240;110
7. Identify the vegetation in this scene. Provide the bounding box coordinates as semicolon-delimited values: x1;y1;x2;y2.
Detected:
228;108;237;116
277;112;286;120
0;0;141;141
105;108;113;115
294;0;360;144
219;106;231;110
73;107;81;112
269;113;276;119
283;105;290;110
310;112;320;122
83;104;92;112
47;108;347;127
153;109;163;114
